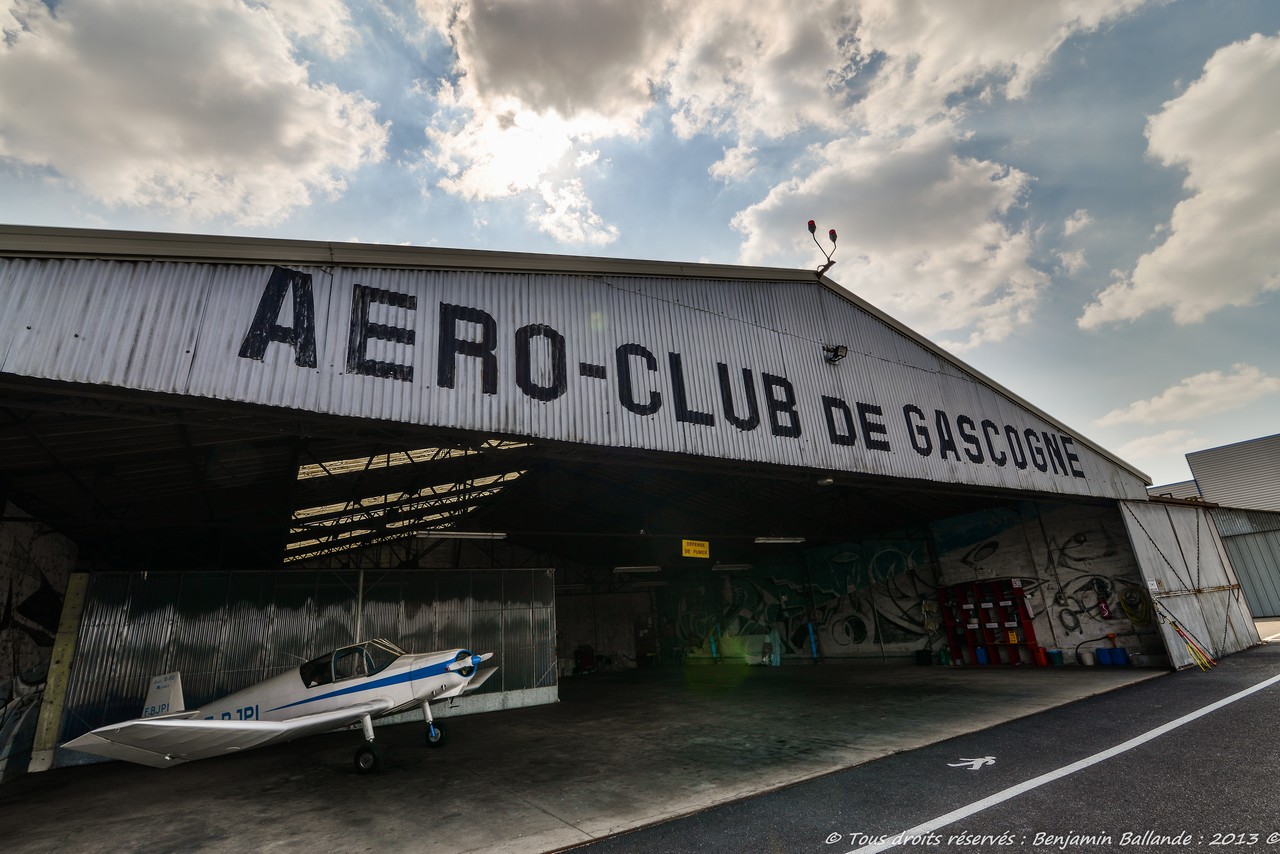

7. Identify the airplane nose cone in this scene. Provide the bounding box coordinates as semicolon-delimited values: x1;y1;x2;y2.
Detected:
452;650;478;677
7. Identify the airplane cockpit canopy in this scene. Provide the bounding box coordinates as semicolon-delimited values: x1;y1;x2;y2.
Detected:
299;638;407;688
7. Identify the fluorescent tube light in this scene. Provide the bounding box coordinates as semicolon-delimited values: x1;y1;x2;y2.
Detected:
613;565;662;573
417;530;507;540
753;537;805;544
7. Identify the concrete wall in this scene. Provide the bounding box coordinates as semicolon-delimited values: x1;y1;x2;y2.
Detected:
0;503;77;781
556;591;655;673
934;502;1162;663
646;500;1162;666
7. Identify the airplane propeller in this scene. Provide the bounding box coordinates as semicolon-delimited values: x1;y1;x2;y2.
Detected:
447;651;494;678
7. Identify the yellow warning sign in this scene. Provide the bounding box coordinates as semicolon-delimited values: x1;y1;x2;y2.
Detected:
682;539;710;559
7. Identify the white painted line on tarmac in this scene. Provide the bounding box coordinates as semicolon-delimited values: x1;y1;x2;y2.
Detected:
1262;632;1280;642
846;670;1280;854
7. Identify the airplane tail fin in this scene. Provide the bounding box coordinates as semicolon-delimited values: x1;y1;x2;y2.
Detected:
141;672;185;718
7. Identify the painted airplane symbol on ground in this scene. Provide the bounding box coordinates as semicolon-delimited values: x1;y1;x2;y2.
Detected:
948;756;996;770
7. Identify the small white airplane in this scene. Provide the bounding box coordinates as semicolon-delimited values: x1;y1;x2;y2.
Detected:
62;638;496;773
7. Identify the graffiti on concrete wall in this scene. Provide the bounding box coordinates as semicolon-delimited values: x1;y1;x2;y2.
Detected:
933;502;1155;657
670;538;941;661
1;506;76;781
660;502;1158;663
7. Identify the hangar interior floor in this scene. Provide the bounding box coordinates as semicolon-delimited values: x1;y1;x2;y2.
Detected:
0;661;1162;854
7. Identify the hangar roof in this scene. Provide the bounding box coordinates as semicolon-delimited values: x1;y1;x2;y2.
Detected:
0;225;1147;572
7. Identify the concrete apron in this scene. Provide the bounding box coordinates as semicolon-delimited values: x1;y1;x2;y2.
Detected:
0;663;1158;854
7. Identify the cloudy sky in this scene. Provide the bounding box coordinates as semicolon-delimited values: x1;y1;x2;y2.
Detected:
2;0;1277;486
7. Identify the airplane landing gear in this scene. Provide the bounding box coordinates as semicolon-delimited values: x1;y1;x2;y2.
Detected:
354;742;382;774
423;701;447;747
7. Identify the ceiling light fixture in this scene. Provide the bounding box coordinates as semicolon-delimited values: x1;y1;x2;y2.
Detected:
754;537;806;544
713;563;752;572
613;565;662;573
416;530;507;540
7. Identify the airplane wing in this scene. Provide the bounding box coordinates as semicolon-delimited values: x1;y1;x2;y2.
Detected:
62;698;394;768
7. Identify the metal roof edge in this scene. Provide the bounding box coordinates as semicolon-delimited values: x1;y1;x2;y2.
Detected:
813;272;1152;487
0;223;815;283
0;224;1150;486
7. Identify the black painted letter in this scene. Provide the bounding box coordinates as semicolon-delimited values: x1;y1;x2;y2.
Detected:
904;405;932;457
670;353;714;426
515;324;567;402
347;284;416;382
762;373;801;438
617;343;661;416
238;267;317;368
822;396;857;446
717;364;760;431
438;303;498;394
857;403;891;452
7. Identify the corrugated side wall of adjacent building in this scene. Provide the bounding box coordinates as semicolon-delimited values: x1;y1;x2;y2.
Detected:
1188;435;1280;513
54;568;555;767
1212;507;1280;618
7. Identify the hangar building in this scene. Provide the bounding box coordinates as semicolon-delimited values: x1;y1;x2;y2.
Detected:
0;225;1259;780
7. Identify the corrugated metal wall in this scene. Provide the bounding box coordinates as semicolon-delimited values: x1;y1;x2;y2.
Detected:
1120;502;1260;668
1212;507;1280;618
1188;435;1280;512
56;568;554;757
0;257;1149;501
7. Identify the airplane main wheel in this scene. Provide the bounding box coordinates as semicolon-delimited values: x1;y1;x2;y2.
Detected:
354;743;383;774
425;724;448;748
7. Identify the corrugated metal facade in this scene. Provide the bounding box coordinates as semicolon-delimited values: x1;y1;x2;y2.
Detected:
1146;480;1201;501
56;568;554;764
0;253;1150;501
1187;434;1280;512
1211;507;1280;618
1120;501;1260;668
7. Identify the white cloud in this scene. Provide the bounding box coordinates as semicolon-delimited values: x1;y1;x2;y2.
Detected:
1055;248;1088;276
853;0;1151;132
663;1;858;141
1063;209;1092;236
417;0;677;243
531;179;619;246
0;0;387;225
412;0;1153;272
724;1;1150;346
1080;32;1280;329
1097;364;1280;426
1112;428;1205;469
734;120;1046;349
709;144;758;183
260;0;359;58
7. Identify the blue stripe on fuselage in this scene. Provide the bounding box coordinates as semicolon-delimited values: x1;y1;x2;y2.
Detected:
266;653;466;713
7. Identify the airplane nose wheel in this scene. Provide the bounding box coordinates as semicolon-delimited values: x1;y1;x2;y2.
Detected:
426;724;447;747
354;742;383;774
